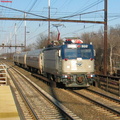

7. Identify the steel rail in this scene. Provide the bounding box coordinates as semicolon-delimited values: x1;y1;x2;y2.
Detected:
69;90;120;116
87;88;120;103
8;69;39;120
7;63;82;120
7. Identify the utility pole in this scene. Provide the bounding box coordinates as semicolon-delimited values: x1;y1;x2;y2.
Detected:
48;0;50;44
104;0;108;75
14;23;17;52
24;13;26;50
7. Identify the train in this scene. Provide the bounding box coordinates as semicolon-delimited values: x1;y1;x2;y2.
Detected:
13;39;95;88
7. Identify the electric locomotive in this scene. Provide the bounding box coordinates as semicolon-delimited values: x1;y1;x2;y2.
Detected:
43;39;95;87
13;39;95;88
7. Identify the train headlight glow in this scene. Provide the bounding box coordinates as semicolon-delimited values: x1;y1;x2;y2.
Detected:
67;66;70;68
87;74;95;78
91;74;95;77
88;65;91;68
62;75;67;78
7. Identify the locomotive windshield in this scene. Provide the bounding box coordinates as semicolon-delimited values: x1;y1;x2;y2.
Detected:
80;49;93;59
65;49;77;59
64;48;93;59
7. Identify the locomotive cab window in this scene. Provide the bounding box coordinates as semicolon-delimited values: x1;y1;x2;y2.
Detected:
63;48;93;59
80;49;93;59
64;49;77;59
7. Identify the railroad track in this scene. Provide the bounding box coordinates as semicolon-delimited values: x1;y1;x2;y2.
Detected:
66;88;120;118
86;88;120;104
6;63;81;120
29;72;120;119
2;61;120;119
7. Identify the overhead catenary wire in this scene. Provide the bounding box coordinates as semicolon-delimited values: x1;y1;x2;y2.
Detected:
0;4;48;18
68;0;104;17
0;0;105;40
58;9;104;19
0;1;42;48
27;0;104;44
1;0;119;52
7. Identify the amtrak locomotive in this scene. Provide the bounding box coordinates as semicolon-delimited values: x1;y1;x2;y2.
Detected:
13;40;95;87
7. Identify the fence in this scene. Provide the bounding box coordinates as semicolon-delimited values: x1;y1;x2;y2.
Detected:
95;75;120;96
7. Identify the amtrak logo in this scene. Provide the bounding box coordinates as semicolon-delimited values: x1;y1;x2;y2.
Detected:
77;62;82;66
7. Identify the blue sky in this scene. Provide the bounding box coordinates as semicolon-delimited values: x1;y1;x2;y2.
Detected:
0;0;120;53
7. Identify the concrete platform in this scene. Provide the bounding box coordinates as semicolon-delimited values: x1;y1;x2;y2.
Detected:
0;86;20;120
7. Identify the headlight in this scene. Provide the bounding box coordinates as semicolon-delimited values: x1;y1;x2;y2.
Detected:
87;74;95;78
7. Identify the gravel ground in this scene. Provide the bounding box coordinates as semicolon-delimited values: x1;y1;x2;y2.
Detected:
7;61;120;120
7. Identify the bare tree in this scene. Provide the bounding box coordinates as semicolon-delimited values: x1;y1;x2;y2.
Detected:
35;32;62;49
35;34;48;49
108;25;120;75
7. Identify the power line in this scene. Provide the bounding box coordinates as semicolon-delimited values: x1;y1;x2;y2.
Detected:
58;9;104;19
0;1;44;46
0;4;48;18
27;0;38;12
65;0;104;19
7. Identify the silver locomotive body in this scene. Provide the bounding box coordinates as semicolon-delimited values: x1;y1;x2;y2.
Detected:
43;44;95;87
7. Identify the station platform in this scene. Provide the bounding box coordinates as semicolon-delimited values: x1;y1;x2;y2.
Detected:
0;86;20;120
